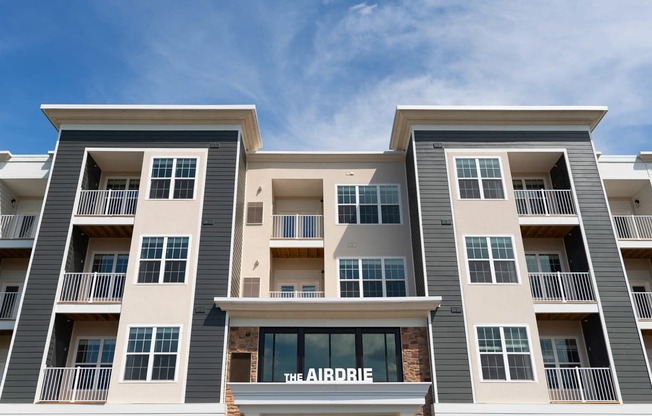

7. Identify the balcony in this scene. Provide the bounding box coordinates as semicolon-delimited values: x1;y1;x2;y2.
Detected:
0;291;20;320
269;290;325;298
0;214;37;239
76;190;138;216
515;190;576;216
613;215;652;240
271;215;323;239
632;292;652;319
545;367;617;403
59;273;126;303
529;272;596;302
39;367;111;403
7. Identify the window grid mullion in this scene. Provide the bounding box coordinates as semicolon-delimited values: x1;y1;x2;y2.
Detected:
358;259;364;297
381;258;387;297
159;236;167;284
169;159;177;200
500;328;511;381
487;237;497;284
375;186;382;224
475;159;483;199
355;186;361;224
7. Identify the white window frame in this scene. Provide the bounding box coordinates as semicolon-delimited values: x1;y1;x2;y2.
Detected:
87;251;130;274
335;184;402;225
103;176;141;191
455;157;506;200
337;257;408;298
540;336;584;368
72;337;116;368
464;235;520;284
121;325;181;382
524;252;566;273
136;236;191;284
147;157;198;200
475;324;536;382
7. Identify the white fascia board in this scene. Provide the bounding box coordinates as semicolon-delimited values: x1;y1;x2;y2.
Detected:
0;321;15;331
72;216;135;226
0;240;33;249
518;217;580;226
433;402;652;415
0;403;226;415
41;104;256;111
55;303;122;314
396;105;608;112
638;320;652;331
269;239;324;248
533;303;599;315
617;240;652;250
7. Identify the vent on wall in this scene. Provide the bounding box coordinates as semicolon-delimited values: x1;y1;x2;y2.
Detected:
246;202;263;225
242;277;260;298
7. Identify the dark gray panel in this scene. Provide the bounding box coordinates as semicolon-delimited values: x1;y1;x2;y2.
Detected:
405;140;425;297
229;140;246;298
2;130;238;403
185;138;240;402
413;130;652;403
411;139;474;403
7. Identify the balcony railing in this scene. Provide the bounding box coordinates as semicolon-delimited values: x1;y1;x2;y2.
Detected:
545;367;617;402
514;190;575;216
613;215;652;240
39;367;111;403
632;292;652;319
59;273;126;303
270;291;325;298
271;215;323;239
76;190;138;216
0;214;37;239
529;272;595;302
0;291;20;319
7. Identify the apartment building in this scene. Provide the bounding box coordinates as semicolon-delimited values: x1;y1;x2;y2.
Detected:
0;104;650;416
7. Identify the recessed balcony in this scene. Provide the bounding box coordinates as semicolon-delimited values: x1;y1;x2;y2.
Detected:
515;190;576;216
613;215;652;240
0;290;20;328
632;292;652;320
76;190;138;217
39;367;111;403
59;272;126;304
545;367;617;403
271;214;323;240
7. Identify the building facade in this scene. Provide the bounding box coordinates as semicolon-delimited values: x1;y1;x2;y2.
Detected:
0;105;650;415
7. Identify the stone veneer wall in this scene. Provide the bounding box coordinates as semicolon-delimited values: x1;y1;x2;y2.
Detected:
226;327;433;416
401;327;433;416
226;327;259;416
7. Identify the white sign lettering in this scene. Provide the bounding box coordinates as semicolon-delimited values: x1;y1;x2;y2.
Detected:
284;368;373;383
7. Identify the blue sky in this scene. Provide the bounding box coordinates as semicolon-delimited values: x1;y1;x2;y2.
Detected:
1;0;652;154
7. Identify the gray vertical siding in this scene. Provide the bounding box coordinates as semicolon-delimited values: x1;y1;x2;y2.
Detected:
410;138;474;403
414;130;652;403
2;130;238;403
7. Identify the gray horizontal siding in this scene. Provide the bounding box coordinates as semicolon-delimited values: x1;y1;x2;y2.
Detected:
414;130;652;404
1;130;238;403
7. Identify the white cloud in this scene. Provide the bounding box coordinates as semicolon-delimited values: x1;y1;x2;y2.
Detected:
350;3;377;16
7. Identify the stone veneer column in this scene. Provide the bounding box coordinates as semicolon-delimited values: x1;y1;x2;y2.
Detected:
225;327;259;416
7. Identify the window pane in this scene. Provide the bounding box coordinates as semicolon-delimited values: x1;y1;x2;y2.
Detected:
149;178;170;199
262;334;274;382
466;237;489;259
92;254;116;273
362;333;387;382
101;339;116;365
477;327;502;352
362;259;382;279
494;261;517;283
163;261;186;283
138;261;161;283
379;185;399;204
381;205;400;224
480;354;506;380
337;186;356;204
479;159;501;179
482;179;504;199
359;205;379;224
331;333;356;369
155;327;179;353
304;333;329;371
508;354;533;380
490;237;514;259
456;159;478;178
504;327;529;353
152;355;177;380
459;179;481;199
127;327;152;353
340;281;359;297
152;158;173;178
175;158;196;178
386;281;406;297
75;339;101;365
115;254;129;274
358;186;378;204
540;339;555;364
525;254;539;273
538;254;562;273
166;237;189;259
384;259;405;279
272;333;298;382
124;355;149;380
469;260;492;283
555;339;580;365
173;179;195;199
362;281;383;297
338;205;357;224
339;260;359;280
141;237;164;259
385;333;399;382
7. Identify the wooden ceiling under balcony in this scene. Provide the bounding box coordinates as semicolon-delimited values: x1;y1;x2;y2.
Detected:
271;247;324;258
520;225;575;238
536;312;592;321
0;247;31;259
78;225;133;238
621;248;652;259
63;313;120;322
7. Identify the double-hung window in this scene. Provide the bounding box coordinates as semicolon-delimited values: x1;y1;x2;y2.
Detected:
124;327;179;381
477;326;533;381
466;236;518;283
339;258;406;297
456;158;504;199
337;185;400;224
149;158;197;199
138;237;189;283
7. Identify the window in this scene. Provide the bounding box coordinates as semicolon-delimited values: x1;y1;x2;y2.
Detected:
337;185;400;224
477;326;533;381
456;158;504;199
260;328;402;382
149;158;197;199
540;338;581;369
124;327;179;381
138;237;189;283
466;236;518;283
246;202;263;225
339;258;406;297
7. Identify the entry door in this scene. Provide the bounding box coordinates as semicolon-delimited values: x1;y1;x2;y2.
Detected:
526;254;563;299
276;270;322;298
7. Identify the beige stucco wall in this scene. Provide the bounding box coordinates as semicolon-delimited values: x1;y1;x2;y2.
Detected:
241;159;416;298
107;148;208;404
447;150;549;403
0;258;28;286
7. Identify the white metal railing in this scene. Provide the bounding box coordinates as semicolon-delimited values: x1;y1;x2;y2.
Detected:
59;273;126;303
76;190;138;216
39;367;111;403
269;291;325;298
613;215;652;240
632;292;652;319
545;367;617;402
514;190;575;216
271;215;323;239
0;214;37;239
0;291;20;319
529;272;595;302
